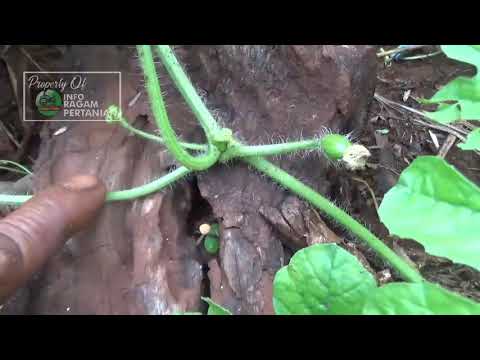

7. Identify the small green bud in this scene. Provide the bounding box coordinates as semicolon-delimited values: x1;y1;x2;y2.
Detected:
204;235;220;254
320;134;352;160
213;128;234;152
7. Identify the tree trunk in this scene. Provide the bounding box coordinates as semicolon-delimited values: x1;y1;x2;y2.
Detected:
1;45;377;315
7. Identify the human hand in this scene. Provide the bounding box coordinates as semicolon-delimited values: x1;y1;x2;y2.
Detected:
0;175;106;303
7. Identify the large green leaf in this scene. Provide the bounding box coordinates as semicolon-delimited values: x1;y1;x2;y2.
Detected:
201;297;232;315
378;156;480;271
458;128;480;150
273;243;377;315
423;103;462;124
422;45;480;123
363;282;480;315
441;45;480;69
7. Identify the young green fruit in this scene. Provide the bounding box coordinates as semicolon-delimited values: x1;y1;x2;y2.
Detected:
320;134;353;161
204;235;220;254
320;133;371;170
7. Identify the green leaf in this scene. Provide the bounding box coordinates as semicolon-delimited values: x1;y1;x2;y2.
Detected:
459;128;480;150
201;297;232;315
363;282;480;315
441;45;480;70
429;77;480;103
422;46;480;123
273;243;377;315
272;242;480;315
423;103;462;124
378;156;480;271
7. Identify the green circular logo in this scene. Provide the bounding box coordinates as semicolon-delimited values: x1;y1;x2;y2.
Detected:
35;89;63;118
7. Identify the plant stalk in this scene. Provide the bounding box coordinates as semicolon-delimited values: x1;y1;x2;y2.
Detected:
111;109;207;151
221;138;323;162
244;156;424;283
0;160;33;175
106;166;192;201
137;45;220;171
154;45;221;137
0;166;192;205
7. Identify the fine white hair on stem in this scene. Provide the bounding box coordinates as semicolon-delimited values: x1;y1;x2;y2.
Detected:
233;131;247;144
216;117;228;130
332;159;342;170
318;126;333;138
345;131;354;141
346;129;362;142
223;160;233;168
268;134;278;145
265;133;275;146
300;149;311;160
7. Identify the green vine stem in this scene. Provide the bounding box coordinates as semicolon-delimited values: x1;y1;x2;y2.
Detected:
0;160;33;175
106;105;207;151
106;107;325;162
220;138;323;162
138;45;220;171
244;156;424;283
106;105;328;162
106;166;191;201
0;166;30;176
0;166;192;205
154;45;221;137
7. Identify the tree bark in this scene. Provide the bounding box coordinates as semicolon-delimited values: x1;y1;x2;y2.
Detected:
0;45;377;315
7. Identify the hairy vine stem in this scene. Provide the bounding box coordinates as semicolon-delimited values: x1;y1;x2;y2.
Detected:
106;105;207;151
0;166;192;205
220;138;323;162
244;157;423;283
137;45;220;171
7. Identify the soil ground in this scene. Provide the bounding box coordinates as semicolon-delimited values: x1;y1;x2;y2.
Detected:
1;45;479;311
342;47;480;300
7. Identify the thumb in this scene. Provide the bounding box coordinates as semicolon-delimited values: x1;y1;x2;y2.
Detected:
0;175;106;303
